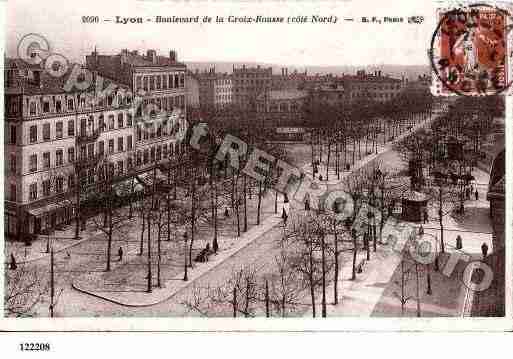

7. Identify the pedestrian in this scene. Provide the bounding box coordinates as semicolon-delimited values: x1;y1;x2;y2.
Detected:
224;207;229;218
305;192;311;211
456;235;463;250
282;207;288;226
475;189;479;201
423;209;429;224
118;246;123;261
481;242;488;258
9;253;17;271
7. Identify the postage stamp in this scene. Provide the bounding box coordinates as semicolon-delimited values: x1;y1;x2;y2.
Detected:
430;4;513;96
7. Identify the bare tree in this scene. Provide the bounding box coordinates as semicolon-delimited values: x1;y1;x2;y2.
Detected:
4;262;48;317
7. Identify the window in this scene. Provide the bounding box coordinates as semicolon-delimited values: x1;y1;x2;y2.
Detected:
56;177;64;193
127;113;133;127
127;157;133;169
29;102;36;115
117;137;123;152
108;139;114;154
117;161;124;175
29;154;37;172
43;152;50;169
68;119;75;136
80;118;87;135
68;174;75;189
67;98;74;110
163;144;167;157
9;125;16;144
68;147;75;163
156;146;161;161
150;147;155;162
9;154;16;173
99;115;105;132
43;180;51;197
98;141;105;155
56;149;63;166
117;113;124;128
56;121;63;139
43;101;50;113
80;145;86;159
136;151;142;166
10;184;16;202
87;143;95;158
29;183;37;201
109;115;115;130
127;135;133;150
43;123;51;141
55;100;62;113
29;125;37;143
143;149;149;164
88;168;95;184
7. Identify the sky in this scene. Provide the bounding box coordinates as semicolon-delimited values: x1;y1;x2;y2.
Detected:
5;0;439;67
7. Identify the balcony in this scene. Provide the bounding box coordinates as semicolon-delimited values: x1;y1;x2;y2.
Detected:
76;129;101;145
74;153;105;170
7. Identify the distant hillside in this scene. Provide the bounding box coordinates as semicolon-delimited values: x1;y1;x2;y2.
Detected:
185;61;430;81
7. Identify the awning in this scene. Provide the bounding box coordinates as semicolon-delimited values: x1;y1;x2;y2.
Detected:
136;170;168;187
114;178;144;196
26;200;73;217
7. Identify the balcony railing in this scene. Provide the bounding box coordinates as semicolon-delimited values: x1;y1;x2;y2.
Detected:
74;153;105;170
76;129;101;145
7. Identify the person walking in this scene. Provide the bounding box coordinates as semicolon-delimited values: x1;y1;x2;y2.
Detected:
118;246;123;262
481;242;488;258
9;253;17;270
475;189;479;201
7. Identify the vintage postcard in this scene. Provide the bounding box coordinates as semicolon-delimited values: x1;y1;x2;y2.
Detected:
1;0;511;333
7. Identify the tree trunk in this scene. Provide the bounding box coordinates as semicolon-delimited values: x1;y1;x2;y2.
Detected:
257;182;262;225
243;175;248;232
139;207;145;255
352;231;357;280
334;229;339;305
321;233;327;317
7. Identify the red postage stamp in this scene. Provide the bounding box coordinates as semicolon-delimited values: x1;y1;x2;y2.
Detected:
431;5;511;96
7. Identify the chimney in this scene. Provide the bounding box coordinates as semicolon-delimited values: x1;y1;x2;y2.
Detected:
169;50;177;62
147;49;157;64
285;68;288;76
378;70;382;77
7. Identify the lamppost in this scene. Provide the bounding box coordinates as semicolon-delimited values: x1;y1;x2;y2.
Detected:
183;231;188;281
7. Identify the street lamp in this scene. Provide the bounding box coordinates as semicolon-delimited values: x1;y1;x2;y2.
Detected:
183;231;188;281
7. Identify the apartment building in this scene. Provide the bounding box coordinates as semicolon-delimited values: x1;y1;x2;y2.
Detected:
4;58;135;239
232;65;272;110
86;48;188;174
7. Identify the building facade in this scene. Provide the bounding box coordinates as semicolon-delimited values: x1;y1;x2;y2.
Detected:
86;48;188;174
4;58;135;239
256;89;308;140
232;65;272;110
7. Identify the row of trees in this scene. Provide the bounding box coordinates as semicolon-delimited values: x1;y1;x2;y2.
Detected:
307;90;435;181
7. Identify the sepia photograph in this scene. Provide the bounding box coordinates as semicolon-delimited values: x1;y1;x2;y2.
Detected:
0;0;510;338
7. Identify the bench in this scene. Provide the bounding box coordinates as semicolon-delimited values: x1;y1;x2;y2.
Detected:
357;259;366;273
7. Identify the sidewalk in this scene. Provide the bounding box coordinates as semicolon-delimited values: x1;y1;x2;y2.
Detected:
301;114;436;184
303;229;409;317
72;212;283;306
5;219;105;265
